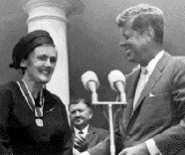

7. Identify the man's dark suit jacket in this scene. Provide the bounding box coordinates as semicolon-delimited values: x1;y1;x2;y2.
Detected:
73;125;109;151
86;125;109;149
88;52;185;155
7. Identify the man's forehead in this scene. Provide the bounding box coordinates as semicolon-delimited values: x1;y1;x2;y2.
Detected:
70;102;89;109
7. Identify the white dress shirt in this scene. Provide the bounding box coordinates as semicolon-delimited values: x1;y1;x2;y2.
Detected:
133;50;164;110
74;125;89;138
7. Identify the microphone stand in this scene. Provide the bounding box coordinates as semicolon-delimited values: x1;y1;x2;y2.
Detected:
91;92;127;155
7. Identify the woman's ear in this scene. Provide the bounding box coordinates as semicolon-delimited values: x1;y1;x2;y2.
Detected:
20;59;28;68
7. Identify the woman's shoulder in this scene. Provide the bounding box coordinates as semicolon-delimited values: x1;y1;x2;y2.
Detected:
0;81;20;101
44;89;60;100
0;81;18;92
43;89;68;115
44;89;65;106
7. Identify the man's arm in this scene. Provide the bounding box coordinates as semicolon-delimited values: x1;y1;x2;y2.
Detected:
145;139;162;155
151;59;185;154
82;108;124;155
118;58;185;155
118;143;150;155
86;136;110;155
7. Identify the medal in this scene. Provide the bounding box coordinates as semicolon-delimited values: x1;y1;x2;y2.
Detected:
35;118;43;127
35;107;44;127
17;80;45;127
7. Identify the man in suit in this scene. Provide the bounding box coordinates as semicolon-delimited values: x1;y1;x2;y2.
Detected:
79;3;185;155
69;98;109;153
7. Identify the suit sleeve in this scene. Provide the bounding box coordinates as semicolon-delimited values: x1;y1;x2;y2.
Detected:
153;60;185;155
87;107;124;155
58;103;73;155
87;136;110;155
0;85;12;154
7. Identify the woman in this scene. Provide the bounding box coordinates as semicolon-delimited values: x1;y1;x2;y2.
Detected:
0;30;72;154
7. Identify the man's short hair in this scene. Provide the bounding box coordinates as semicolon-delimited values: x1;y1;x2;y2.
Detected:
69;98;93;110
116;3;164;44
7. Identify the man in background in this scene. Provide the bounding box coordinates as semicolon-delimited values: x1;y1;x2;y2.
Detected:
80;3;185;155
69;98;109;152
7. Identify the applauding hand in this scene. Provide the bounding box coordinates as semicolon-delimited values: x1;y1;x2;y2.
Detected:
74;135;88;152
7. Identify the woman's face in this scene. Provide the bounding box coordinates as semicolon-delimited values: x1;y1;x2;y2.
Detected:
23;45;58;84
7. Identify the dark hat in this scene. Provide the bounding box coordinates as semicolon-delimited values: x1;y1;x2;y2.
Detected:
9;30;55;69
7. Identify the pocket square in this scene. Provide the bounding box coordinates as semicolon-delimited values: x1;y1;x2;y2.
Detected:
149;93;155;97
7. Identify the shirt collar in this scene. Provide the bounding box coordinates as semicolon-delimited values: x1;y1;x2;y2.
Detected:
141;50;164;76
73;125;89;135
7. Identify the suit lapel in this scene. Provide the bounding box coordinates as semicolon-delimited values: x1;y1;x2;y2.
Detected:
86;126;95;142
123;67;141;127
72;126;95;142
132;52;171;114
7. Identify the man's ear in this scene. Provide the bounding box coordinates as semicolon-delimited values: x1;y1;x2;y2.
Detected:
20;59;28;68
146;27;154;42
89;111;93;119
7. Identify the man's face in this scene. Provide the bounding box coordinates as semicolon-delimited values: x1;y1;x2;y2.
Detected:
69;102;93;129
119;24;150;66
23;45;57;84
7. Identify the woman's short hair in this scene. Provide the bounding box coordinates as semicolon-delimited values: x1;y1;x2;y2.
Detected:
9;30;55;70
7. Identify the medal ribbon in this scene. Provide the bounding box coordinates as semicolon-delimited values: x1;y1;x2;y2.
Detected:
17;80;44;126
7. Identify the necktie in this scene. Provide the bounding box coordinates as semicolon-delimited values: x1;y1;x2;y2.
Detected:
79;130;83;134
133;67;148;110
78;130;84;135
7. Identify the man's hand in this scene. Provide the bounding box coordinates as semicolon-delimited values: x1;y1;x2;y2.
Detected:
74;135;88;152
119;143;150;155
73;148;81;155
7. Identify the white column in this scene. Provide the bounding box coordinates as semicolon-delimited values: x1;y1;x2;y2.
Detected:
18;0;84;107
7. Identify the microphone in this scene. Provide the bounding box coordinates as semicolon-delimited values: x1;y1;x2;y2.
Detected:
81;71;100;102
108;70;126;102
